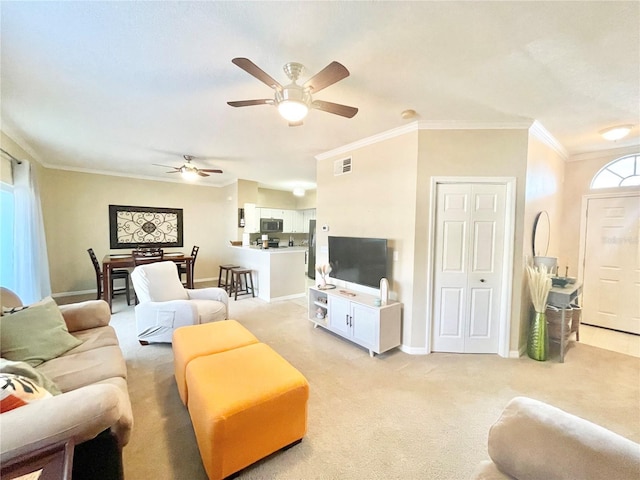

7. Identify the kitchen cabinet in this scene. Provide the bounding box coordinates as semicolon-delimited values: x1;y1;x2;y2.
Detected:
243;203;261;233
245;206;315;234
281;210;294;233
289;210;305;233
308;286;402;356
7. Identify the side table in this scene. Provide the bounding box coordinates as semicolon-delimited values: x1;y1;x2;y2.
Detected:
547;282;583;363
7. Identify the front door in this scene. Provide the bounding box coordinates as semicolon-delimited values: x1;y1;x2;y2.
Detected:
582;194;640;334
432;183;506;353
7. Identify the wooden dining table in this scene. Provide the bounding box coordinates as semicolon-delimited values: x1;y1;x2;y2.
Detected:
102;253;194;310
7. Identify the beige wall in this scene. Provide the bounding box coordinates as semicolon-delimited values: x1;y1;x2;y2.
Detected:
1;131;42;184
38;169;237;295
317;128;530;352
520;136;566;348
561;146;640;277
3;131;318;296
317;131;419;345
1;157;12;184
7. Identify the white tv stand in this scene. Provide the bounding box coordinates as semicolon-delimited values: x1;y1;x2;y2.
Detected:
308;286;402;357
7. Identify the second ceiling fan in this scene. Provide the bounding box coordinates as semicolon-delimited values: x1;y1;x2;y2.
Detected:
153;155;222;179
227;57;358;126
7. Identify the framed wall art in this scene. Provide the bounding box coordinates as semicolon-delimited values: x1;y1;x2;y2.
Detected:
109;205;183;249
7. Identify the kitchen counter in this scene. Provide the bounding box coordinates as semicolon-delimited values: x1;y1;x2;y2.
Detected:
231;246;307;254
227;246;307;302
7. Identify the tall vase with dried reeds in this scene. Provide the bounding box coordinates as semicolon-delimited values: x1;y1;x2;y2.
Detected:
526;264;553;361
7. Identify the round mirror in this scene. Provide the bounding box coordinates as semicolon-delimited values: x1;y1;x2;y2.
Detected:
532;211;550;257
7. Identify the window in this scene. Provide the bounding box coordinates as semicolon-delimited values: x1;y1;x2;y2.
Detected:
591;154;640;189
1;182;15;289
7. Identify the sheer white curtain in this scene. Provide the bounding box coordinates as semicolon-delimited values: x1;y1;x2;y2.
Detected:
13;160;51;304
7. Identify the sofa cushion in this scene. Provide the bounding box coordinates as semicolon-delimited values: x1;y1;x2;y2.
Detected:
0;373;52;412
0;297;82;367
37;345;127;392
67;326;120;354
0;358;61;396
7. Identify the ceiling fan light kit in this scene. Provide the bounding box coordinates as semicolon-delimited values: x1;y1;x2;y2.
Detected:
153;154;223;180
228;57;358;126
599;124;633;141
276;87;310;122
181;168;199;181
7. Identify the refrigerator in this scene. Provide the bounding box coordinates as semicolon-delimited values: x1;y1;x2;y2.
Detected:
307;219;316;279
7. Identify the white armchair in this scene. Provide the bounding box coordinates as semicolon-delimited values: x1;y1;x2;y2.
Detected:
130;261;228;344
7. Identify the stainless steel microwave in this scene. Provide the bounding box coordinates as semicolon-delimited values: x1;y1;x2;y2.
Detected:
260;218;283;233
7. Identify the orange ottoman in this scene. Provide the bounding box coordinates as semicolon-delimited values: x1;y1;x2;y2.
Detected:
172;320;259;405
186;342;309;480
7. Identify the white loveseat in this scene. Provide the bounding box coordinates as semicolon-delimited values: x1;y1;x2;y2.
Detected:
130;261;228;344
472;396;640;480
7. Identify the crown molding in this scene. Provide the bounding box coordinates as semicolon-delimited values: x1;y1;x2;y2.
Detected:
40;163;234;188
528;120;568;160
567;144;640;163
316;120;534;161
315;122;419;161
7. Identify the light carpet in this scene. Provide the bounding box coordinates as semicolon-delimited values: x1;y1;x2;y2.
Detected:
103;296;640;479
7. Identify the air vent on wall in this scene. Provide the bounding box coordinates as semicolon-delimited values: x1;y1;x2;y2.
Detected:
334;157;352;176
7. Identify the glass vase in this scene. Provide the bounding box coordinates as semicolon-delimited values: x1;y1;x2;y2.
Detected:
527;311;548;361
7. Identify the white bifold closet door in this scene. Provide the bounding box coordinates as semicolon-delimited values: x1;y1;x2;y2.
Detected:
432;183;506;353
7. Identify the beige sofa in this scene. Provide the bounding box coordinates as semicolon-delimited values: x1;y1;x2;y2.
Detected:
472;396;640;480
0;296;133;479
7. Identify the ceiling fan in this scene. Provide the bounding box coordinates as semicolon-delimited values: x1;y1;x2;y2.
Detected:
153;155;223;180
227;57;358;126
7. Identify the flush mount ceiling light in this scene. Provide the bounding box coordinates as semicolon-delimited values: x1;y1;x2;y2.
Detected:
293;187;306;197
600;125;633;141
401;109;417;120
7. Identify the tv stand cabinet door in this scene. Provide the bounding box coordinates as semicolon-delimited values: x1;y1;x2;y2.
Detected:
351;303;377;350
328;296;351;336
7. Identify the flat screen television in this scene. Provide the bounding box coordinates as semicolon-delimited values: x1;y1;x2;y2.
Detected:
328;236;388;288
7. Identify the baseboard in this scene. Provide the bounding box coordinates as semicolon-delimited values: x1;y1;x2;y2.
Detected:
510;345;526;358
398;344;430;355
52;277;218;299
268;293;306;302
52;289;95;298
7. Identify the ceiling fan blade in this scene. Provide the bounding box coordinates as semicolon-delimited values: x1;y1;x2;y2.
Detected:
166;171;181;174
232;58;283;90
311;100;358;118
303;61;350;94
288;121;304;127
199;169;223;174
227;99;273;107
153;163;179;170
197;171;210;177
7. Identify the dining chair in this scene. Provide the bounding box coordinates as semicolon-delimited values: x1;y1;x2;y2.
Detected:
178;245;199;286
87;248;131;305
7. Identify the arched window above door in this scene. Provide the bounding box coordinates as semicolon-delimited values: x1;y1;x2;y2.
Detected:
591;154;640;189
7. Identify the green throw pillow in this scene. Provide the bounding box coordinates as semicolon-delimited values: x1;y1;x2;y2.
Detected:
0;297;82;367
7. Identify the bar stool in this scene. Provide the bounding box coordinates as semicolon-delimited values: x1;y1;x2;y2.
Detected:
230;268;255;300
218;264;240;293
